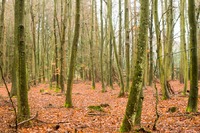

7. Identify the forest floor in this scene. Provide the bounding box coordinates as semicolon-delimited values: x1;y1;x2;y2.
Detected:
0;80;200;133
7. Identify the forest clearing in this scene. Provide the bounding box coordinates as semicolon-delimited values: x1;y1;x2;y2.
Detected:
0;81;200;133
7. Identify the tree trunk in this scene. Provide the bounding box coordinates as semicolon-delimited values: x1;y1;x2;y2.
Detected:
30;0;37;86
165;0;173;81
125;0;130;92
0;0;5;80
120;0;149;131
154;0;170;100
149;0;153;86
180;0;188;95
118;0;122;71
16;0;30;122
186;0;198;112
60;0;67;92
100;0;105;92
53;0;59;88
90;0;95;90
65;0;80;108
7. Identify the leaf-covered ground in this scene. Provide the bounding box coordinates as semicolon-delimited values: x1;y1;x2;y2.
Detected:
0;80;200;133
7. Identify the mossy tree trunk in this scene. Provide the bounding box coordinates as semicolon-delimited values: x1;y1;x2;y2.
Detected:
131;0;138;82
65;0;80;108
165;0;173;81
154;0;170;100
107;0;124;97
186;0;198;112
16;0;30;122
120;0;149;131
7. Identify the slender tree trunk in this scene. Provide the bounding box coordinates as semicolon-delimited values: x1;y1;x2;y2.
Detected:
180;0;188;95
54;0;59;88
186;0;198;112
41;0;45;82
120;0;149;131
132;0;138;82
107;0;124;96
118;0;122;70
107;0;113;89
100;0;105;92
90;0;95;90
60;0;67;92
165;0;173;81
11;0;18;97
16;0;30;122
65;0;80;108
0;0;5;85
30;0;37;86
37;0;41;83
154;0;170;100
125;0;130;92
149;0;153;86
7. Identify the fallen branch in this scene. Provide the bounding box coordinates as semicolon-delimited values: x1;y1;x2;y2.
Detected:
168;112;200;117
10;112;38;127
87;112;107;116
36;118;70;124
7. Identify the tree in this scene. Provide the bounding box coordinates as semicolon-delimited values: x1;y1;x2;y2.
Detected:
107;0;113;89
149;0;154;86
107;0;124;97
165;0;174;81
60;0;67;92
118;0;122;71
53;0;59;88
90;0;95;90
0;0;5;85
100;0;105;92
154;0;170;100
186;0;198;112
124;0;130;92
120;0;149;131
65;0;80;108
30;0;37;86
16;0;30;121
180;0;188;95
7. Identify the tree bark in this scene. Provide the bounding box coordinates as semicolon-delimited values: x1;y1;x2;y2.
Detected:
120;0;149;131
65;0;80;108
16;0;30;122
186;0;198;112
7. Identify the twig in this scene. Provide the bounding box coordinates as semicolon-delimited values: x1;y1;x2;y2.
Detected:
168;112;200;117
0;57;18;131
152;62;160;131
36;118;70;124
10;112;38;127
153;80;160;131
